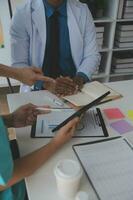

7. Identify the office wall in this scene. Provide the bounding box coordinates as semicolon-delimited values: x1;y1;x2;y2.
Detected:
0;0;27;65
0;0;11;65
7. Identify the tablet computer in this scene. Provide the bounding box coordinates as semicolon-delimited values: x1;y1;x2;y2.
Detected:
52;91;110;132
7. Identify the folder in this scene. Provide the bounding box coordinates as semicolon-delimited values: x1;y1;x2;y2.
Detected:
73;137;133;200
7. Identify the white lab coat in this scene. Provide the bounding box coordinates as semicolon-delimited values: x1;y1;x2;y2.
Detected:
10;0;100;92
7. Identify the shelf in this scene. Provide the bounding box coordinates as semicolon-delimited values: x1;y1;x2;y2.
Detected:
116;19;133;22
110;73;133;77
99;48;110;52
94;17;114;23
113;48;133;51
92;73;107;79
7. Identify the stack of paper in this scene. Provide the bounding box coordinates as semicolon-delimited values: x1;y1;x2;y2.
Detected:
96;25;104;50
117;0;125;19
114;23;133;48
118;0;133;19
123;0;133;19
112;52;133;74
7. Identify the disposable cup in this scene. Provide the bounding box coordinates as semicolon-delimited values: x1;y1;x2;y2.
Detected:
54;159;83;199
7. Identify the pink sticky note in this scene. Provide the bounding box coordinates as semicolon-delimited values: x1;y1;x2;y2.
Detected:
110;120;133;134
103;108;125;120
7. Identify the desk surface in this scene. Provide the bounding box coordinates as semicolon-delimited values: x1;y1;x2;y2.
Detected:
7;80;133;200
0;77;20;87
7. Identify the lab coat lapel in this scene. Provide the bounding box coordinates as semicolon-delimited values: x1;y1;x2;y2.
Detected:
67;0;83;68
32;0;46;63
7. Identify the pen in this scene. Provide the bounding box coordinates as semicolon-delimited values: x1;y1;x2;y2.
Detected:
36;107;73;112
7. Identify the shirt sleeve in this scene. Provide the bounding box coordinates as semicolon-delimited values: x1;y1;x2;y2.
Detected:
77;5;101;80
76;72;90;83
10;6;30;67
0;117;13;186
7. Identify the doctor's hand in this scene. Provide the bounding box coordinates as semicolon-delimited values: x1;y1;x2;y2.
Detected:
50;117;79;148
3;103;50;128
54;76;78;96
15;67;55;86
73;76;84;91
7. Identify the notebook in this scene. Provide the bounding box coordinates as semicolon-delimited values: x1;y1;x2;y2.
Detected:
73;137;133;200
63;81;122;106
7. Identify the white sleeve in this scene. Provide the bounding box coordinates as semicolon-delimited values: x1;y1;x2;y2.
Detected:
77;5;101;80
10;6;30;67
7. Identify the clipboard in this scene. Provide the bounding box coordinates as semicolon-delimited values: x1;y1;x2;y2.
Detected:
31;107;109;138
52;91;110;132
72;136;133;200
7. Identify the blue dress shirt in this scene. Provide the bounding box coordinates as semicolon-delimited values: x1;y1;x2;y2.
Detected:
34;0;89;90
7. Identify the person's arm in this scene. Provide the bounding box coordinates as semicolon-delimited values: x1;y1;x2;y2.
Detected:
0;117;79;191
0;64;19;79
0;64;55;86
2;114;13;128
77;5;101;81
2;103;51;128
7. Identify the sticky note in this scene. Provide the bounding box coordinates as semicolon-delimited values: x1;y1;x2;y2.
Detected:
103;108;125;120
110;120;133;134
127;110;133;121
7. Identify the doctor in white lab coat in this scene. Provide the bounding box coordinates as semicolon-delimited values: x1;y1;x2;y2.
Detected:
10;0;100;93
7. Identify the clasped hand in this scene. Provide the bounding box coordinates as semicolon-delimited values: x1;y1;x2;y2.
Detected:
44;76;84;96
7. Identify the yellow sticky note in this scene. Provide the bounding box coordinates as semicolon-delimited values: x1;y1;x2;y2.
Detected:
127;110;133;121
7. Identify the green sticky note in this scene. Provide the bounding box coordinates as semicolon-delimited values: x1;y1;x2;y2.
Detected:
127;110;133;121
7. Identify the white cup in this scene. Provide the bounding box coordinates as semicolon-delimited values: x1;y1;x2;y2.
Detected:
54;159;83;199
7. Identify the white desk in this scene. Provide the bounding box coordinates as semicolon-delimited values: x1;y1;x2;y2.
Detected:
0;77;20;87
7;80;133;200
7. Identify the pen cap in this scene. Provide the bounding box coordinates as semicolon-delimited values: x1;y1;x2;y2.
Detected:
75;191;89;200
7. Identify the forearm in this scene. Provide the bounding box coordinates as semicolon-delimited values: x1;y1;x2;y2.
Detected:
0;141;60;191
0;64;20;80
79;55;100;78
2;114;14;128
